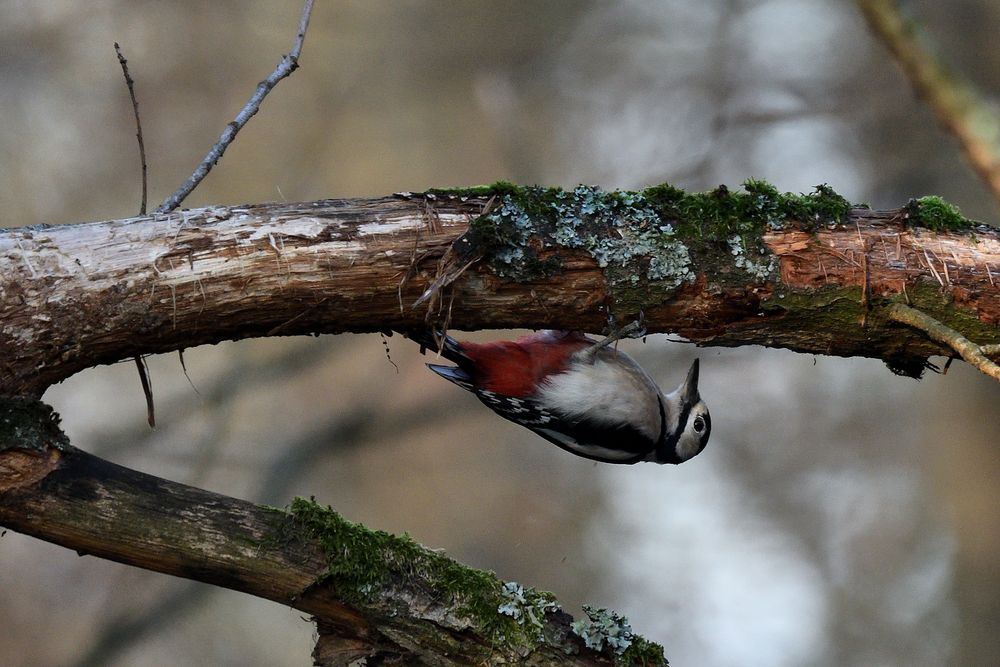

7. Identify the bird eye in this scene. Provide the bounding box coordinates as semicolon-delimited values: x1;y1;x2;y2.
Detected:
693;415;705;433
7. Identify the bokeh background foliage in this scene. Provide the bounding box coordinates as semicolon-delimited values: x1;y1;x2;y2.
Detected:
2;2;1000;665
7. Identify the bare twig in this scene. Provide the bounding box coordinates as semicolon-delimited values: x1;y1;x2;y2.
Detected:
133;356;156;428
114;43;148;215
857;0;1000;204
177;349;201;395
156;0;315;213
887;303;1000;382
116;41;156;426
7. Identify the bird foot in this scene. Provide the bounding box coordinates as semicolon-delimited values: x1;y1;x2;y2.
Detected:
580;315;646;361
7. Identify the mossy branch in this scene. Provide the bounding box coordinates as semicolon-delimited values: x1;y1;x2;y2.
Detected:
3;182;999;395
0;398;664;666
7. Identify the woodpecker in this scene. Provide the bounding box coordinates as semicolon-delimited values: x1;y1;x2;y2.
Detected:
405;328;710;464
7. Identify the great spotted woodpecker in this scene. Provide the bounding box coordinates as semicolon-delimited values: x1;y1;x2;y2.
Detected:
405;327;710;464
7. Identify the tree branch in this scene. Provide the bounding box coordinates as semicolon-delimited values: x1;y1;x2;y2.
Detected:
0;397;658;666
3;184;999;397
887;302;1000;380
857;0;1000;204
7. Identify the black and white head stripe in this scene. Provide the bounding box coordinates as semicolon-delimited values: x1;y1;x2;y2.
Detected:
660;401;710;460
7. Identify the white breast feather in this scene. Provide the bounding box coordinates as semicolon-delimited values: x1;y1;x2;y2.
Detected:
534;355;662;441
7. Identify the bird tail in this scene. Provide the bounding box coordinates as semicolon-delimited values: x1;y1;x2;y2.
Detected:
426;363;475;391
399;329;472;367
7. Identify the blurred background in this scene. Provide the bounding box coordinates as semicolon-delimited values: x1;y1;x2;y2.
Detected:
2;1;1000;665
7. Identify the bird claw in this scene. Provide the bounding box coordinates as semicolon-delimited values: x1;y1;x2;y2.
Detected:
582;314;647;360
603;310;646;339
616;319;647;340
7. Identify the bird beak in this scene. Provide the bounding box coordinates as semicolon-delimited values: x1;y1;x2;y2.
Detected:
680;358;700;405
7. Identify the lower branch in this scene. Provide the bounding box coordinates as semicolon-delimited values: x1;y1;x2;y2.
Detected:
0;398;663;666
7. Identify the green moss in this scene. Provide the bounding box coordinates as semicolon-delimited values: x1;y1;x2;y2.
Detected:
424;181;524;200
284;497;554;646
904;196;974;231
620;636;669;666
757;278;1000;378
275;498;674;661
643;179;851;238
761;285;865;323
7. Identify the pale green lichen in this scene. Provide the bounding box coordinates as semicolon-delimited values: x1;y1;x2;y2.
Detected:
469;184;695;288
728;234;777;281
572;605;634;656
497;581;560;640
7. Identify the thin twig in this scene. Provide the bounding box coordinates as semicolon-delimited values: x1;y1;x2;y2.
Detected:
134;356;156;428
114;43;148;215
156;0;315;213
857;0;1000;204
117;41;156;427
178;349;201;395
887;303;1000;382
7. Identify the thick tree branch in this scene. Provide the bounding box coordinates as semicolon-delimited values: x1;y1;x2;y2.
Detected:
0;398;656;666
3;185;1000;396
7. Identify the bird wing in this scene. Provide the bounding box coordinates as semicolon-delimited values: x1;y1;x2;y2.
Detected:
474;389;655;464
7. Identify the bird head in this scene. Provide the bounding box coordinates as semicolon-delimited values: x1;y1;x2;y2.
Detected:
663;358;711;463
